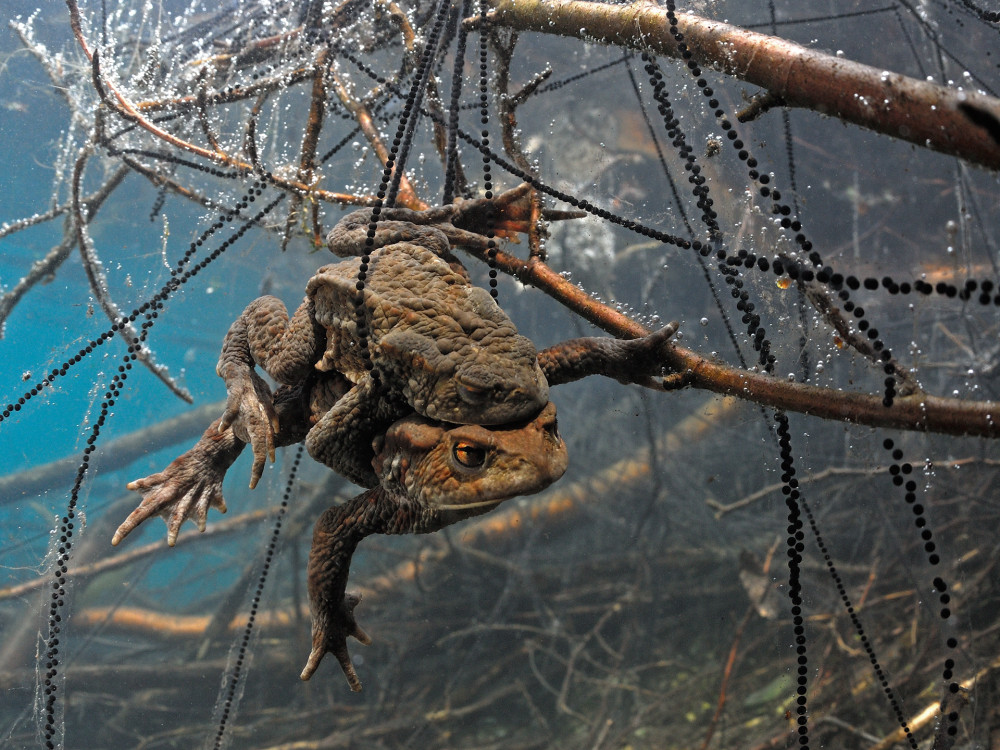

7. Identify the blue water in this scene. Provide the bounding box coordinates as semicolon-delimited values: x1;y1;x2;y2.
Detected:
0;12;301;601
2;1;1000;748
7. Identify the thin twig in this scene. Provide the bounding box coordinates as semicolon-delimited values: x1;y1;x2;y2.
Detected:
243;92;268;172
798;274;919;395
0;165;128;333
491;30;546;259
485;0;1000;169
70;144;193;402
282;47;331;251
700;605;755;750
82;39;363;207
707;457;1000;517
195;67;225;155
329;68;427;209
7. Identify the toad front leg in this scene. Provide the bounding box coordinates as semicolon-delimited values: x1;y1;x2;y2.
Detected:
538;321;681;388
115;416;245;546
217;296;324;487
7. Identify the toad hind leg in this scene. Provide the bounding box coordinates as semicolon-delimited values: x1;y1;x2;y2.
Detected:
300;491;379;690
305;376;406;489
217;296;324;486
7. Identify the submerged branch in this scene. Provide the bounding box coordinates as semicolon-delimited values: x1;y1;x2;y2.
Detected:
0;505;275;603
486;0;1000;170
0;400;222;504
461;236;1000;438
70;146;193;402
0;165;129;335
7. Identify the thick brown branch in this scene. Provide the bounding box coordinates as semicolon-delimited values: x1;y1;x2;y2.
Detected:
486;0;1000;170
459;235;1000;438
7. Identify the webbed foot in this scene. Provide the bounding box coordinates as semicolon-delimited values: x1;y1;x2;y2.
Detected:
618;321;681;375
218;366;278;488
115;419;244;546
118;472;227;547
301;492;385;689
300;592;372;690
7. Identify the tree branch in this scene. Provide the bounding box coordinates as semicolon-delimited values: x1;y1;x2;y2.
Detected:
485;0;1000;170
454;232;1000;438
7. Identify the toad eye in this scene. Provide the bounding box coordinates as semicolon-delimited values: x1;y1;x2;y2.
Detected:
453;442;487;468
456;381;489;405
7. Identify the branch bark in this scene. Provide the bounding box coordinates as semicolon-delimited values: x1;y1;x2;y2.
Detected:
456;233;1000;438
519;255;1000;438
486;0;1000;170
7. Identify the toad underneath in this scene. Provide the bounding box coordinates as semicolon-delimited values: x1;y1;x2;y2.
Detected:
115;186;680;688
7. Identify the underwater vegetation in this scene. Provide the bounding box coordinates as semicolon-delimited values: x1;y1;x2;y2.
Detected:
1;0;1000;747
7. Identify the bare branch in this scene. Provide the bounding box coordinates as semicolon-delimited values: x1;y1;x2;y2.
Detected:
454;234;1000;438
486;0;1000;170
0;400;222;505
0;166;128;334
70;146;193;402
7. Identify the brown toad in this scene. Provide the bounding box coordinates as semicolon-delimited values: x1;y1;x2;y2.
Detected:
217;189;549;490
115;187;683;689
116;321;679;689
302;401;569;690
